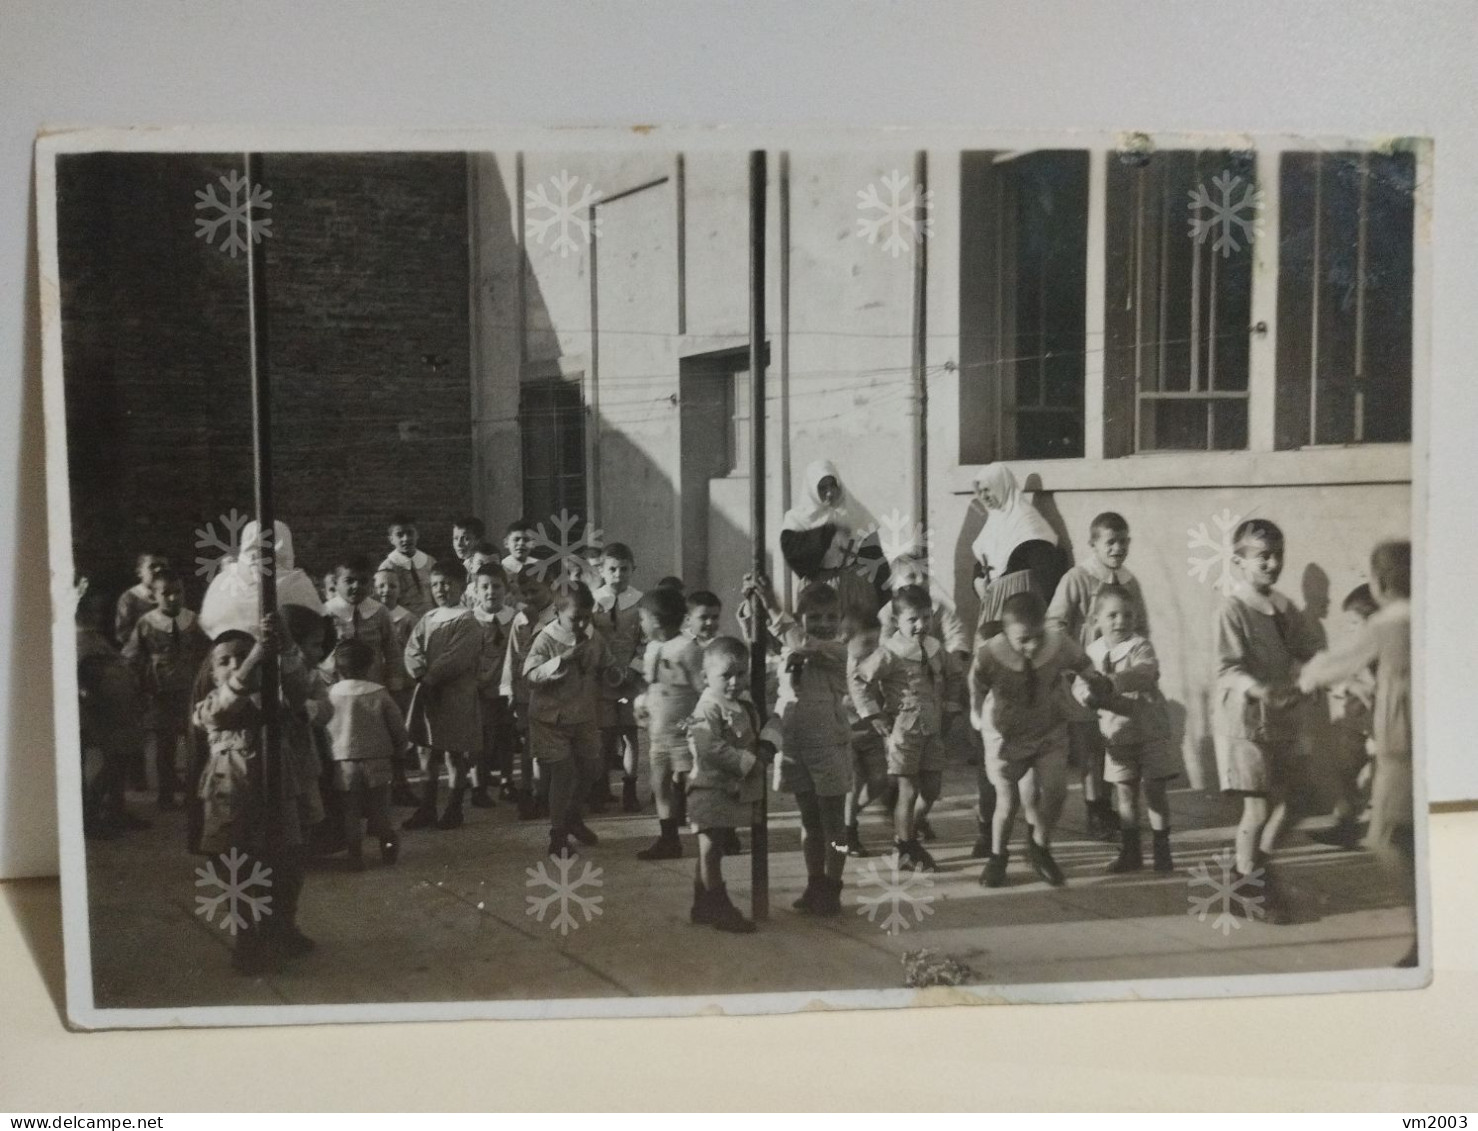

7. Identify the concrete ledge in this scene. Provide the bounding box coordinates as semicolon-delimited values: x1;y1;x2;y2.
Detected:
946;443;1412;494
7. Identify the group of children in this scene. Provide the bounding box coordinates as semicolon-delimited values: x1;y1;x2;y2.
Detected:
78;493;1414;963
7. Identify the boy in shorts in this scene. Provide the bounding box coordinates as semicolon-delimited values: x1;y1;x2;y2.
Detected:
848;585;960;872
1079;584;1178;873
970;591;1103;888
633;586;704;860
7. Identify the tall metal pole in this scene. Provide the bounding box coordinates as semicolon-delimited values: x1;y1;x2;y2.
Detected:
912;150;929;545
747;150;769;921
243;152;280;843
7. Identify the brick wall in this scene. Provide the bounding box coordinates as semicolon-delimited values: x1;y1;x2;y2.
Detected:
56;151;472;614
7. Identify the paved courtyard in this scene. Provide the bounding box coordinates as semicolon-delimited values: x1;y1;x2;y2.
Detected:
84;764;1414;1012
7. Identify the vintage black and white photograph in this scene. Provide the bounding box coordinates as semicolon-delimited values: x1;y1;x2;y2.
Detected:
36;128;1429;1028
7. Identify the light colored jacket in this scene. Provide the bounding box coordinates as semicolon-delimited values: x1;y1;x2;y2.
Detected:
1086;634;1170;747
968;628;1089;749
849;634;959;744
403;606;482;753
1047;560;1151;646
687;688;765;801
500;603;557;706
1213;581;1320;744
592;585;646;698
326;679;408;763
523;620;615;728
324;596;403;688
643;634;706;750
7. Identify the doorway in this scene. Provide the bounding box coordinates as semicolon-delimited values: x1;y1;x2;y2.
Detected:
678;346;764;604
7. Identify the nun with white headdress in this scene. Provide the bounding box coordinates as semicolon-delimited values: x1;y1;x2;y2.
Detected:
199;518;325;640
778;458;887;616
970;464;1065;638
188;519;331;860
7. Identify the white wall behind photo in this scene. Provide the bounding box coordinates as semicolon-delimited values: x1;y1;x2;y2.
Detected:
4;0;1475;880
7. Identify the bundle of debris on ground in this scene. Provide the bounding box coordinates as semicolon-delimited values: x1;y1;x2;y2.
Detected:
902;949;979;988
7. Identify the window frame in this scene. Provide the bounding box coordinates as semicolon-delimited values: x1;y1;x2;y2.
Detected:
958;149;1091;464
954;136;1425;484
518;375;588;527
1104;148;1258;456
1273;149;1416;450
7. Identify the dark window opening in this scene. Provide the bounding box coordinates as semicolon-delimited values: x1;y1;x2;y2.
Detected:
959;150;1089;463
1275;150;1415;447
520;378;587;526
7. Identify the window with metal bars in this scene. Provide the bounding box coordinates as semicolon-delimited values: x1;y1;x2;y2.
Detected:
520;378;587;524
1104;150;1256;454
1274;150;1414;448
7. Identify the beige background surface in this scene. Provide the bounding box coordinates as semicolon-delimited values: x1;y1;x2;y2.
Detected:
3;810;1475;1111
4;1;1476;1109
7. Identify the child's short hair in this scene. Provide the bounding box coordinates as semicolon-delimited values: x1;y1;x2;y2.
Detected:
506;518;536;537
1089;511;1130;539
687;589;721;611
1342;582;1378;617
281;603;336;657
211;628;257;652
601;541;635;566
427;562;461;582
1370;540;1411;599
554;581;595;612
1233;518;1285;552
639;586;688;633
453;516;486;540
1091;582;1136;618
1000;591;1047;629
207;630;257;674
387;514;416;531
135;551;168;570
335;553;373;577
704;635;749;669
474;561;509;585
891;584;933;616
795;583;841;617
655;576;685;592
333;639;374;680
